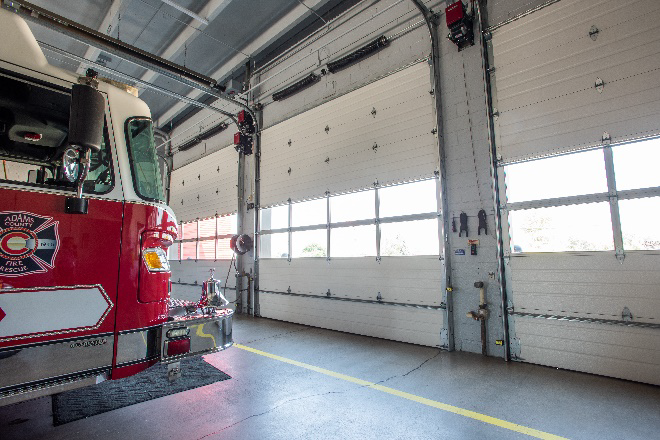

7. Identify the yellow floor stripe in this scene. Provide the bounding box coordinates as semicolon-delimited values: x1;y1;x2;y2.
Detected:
234;343;567;440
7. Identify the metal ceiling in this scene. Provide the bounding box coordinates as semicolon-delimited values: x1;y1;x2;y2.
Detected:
18;0;357;130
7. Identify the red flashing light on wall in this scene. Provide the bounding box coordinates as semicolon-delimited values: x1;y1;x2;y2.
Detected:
446;1;464;26
446;1;474;51
234;132;253;155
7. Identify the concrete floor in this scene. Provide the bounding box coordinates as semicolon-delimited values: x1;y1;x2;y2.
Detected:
1;315;659;440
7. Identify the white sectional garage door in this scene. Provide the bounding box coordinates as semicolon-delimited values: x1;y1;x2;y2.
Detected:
258;61;446;347
259;257;445;347
259;61;439;206
169;146;239;303
489;0;660;384
491;0;660;164
169;145;238;223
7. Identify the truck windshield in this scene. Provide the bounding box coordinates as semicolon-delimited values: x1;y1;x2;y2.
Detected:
125;118;164;202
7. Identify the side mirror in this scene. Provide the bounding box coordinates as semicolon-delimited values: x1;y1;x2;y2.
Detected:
65;83;105;214
68;84;104;152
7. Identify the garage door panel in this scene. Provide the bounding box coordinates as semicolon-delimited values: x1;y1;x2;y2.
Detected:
522;346;660;385
262;150;437;205
512;281;659;300
261;113;434;178
492;0;657;66
515;319;660;385
259;294;443;347
170;146;238;222
510;252;660;271
260;75;432;151
497;74;660;160
498;61;660;133
510;253;660;323
491;0;660;163
513;294;660;323
496;36;660;112
521;331;660;364
512;269;660;285
262;142;437;189
494;0;660;98
260;257;443;306
263;65;432;141
263;107;434;164
261;61;437;206
260;296;436;328
261;294;442;327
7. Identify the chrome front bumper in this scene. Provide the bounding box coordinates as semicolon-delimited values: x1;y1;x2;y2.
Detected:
161;308;234;363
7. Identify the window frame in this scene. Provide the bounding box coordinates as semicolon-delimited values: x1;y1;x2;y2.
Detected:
0;72;115;195
258;178;441;260
124;117;165;203
171;213;237;261
502;136;660;256
0;119;115;195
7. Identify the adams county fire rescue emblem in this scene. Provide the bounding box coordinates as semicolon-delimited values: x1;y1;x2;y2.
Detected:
0;211;59;277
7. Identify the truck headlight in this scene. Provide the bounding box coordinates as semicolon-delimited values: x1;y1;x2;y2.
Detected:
143;247;170;272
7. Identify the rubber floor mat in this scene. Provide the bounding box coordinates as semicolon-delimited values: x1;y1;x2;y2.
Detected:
52;357;230;426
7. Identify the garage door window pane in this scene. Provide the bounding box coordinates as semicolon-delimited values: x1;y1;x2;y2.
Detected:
259;233;288;258
198;239;215;259
260;205;288;230
612;138;660;191
330;190;374;223
198;218;215;238
331;225;376;257
181;242;196;260
292;229;327;258
504;150;607;203
182;222;197;240
379;180;437;218
292;198;326;227
216;238;233;259
380;219;439;256
218;214;237;235
620;197;660;250
509;203;614;252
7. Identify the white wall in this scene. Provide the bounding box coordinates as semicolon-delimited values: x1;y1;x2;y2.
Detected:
436;2;503;355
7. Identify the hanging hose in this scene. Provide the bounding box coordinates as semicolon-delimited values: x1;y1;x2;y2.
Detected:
223;253;236;302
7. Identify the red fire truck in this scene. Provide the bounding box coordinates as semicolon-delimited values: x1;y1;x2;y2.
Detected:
0;8;233;406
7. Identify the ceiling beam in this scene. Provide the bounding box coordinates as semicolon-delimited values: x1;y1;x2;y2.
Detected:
156;0;335;128
76;0;127;75
138;0;236;92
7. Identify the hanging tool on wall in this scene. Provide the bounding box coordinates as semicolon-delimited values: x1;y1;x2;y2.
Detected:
466;281;489;355
477;209;487;235
459;211;468;237
452;213;457;233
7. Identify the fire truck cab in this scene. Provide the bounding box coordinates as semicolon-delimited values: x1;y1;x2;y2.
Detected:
0;8;233;406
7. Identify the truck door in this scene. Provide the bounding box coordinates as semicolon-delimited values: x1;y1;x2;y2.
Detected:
0;73;122;394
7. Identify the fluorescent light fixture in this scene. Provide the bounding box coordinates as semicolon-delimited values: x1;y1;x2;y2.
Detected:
160;0;209;25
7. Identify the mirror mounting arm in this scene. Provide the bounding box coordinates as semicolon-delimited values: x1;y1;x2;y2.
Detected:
75;149;92;199
65;76;105;215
